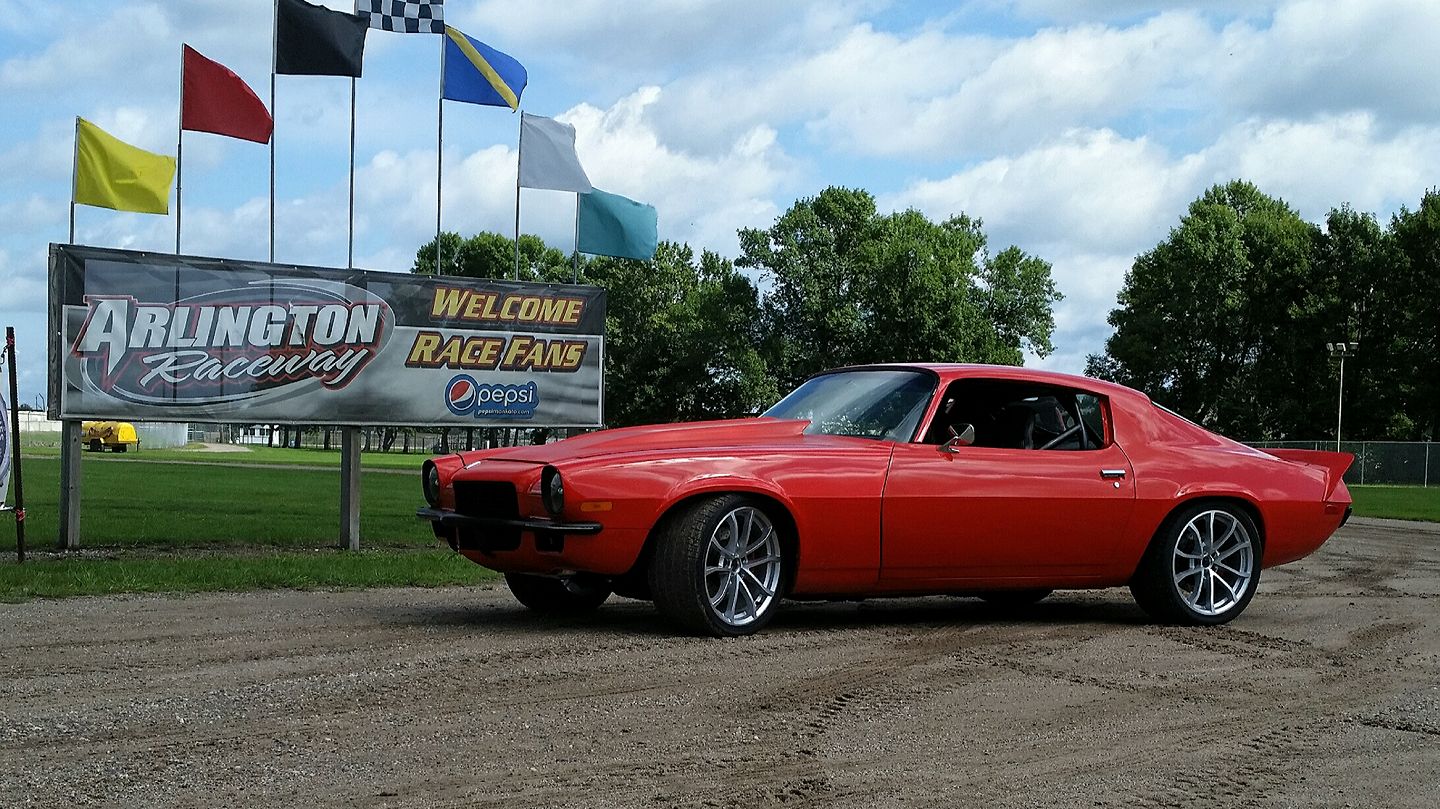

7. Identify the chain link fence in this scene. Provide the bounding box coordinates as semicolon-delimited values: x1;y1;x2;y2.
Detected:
185;424;564;454
1247;440;1438;487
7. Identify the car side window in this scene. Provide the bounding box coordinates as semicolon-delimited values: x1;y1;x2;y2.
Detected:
922;379;1108;451
1076;393;1106;446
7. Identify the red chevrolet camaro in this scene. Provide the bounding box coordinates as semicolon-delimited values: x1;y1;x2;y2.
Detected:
418;364;1353;636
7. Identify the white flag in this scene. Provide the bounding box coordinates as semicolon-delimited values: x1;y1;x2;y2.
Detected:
518;113;592;193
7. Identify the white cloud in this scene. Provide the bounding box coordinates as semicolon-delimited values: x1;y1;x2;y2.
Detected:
1200;114;1440;219
458;0;880;79
885;128;1191;256
566;87;793;254
0;249;47;314
0;5;173;93
1217;0;1440;122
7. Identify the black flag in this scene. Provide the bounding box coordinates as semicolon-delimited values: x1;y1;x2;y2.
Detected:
275;0;368;77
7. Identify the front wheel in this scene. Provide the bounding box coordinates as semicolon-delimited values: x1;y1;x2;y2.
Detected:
504;573;611;615
650;495;786;637
1130;504;1261;625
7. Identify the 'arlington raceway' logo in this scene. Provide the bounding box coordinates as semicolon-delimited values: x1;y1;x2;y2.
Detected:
70;281;391;406
445;374;538;419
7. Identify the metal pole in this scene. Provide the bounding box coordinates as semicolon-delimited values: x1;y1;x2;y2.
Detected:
176;44;184;255
435;35;444;274
572;192;580;284
1336;352;1344;453
339;426;360;550
514;111;523;279
1425;442;1430;488
6;328;25;563
348;76;356;270
70;116;79;244
269;0;277;263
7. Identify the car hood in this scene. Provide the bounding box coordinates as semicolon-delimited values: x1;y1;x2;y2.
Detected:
474;418;812;464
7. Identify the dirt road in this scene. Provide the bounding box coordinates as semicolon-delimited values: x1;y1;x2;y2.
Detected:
2;518;1436;808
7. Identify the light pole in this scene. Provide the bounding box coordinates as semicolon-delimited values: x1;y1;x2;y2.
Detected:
1326;341;1358;452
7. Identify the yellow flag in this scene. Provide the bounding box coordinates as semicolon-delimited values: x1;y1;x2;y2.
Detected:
73;118;176;215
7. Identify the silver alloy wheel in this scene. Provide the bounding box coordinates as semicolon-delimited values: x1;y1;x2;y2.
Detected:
1172;509;1255;617
703;505;782;627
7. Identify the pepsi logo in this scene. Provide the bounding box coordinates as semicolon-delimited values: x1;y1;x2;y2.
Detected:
443;374;539;419
445;374;479;415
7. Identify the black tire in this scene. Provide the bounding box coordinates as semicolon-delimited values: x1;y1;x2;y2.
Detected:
504;573;611;614
112;444;127;453
979;588;1052;607
1130;502;1262;625
88;439;102;452
649;494;787;637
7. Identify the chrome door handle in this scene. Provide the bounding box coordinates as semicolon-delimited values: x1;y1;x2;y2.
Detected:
1100;469;1127;479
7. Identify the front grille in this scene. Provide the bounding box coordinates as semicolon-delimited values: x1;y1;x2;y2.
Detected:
452;480;522;552
453;481;519;518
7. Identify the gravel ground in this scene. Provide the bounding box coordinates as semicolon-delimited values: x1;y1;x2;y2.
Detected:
1;518;1436;808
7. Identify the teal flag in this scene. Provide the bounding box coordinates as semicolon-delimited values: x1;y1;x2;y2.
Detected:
577;189;657;260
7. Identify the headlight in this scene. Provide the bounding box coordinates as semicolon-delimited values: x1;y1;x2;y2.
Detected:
422;460;440;506
541;466;564;516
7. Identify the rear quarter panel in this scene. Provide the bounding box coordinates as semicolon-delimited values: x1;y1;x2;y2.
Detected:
1111;396;1345;575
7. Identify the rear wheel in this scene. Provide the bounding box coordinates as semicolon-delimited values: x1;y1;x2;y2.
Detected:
1131;503;1261;625
504;573;611;614
650;495;786;637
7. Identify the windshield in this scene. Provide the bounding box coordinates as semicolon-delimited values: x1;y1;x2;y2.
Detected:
762;369;936;441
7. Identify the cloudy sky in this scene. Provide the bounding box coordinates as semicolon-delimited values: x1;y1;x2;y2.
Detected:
4;0;1439;409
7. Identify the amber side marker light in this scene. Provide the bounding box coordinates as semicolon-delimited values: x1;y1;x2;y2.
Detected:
579;501;613;513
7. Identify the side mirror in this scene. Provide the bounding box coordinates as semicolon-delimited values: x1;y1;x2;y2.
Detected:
941;423;975;452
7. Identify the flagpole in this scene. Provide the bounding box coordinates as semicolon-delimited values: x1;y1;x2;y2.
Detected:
435;34;444;274
269;0;277;263
176;44;184;255
513;111;523;280
348;76;356;269
572;193;580;284
69;117;78;244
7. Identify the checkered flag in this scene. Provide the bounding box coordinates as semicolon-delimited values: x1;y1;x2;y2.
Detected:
357;0;444;34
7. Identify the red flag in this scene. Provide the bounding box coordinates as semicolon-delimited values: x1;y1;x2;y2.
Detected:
181;45;273;144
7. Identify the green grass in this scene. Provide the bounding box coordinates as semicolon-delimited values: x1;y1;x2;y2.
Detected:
0;550;497;601
1;454;1433;602
1349;485;1440;523
0;454;503;601
2;457;432;550
21;441;434;470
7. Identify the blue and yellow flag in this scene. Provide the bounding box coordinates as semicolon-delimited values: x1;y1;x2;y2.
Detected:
442;26;526;110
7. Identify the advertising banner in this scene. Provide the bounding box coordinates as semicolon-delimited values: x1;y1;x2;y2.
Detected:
48;245;606;427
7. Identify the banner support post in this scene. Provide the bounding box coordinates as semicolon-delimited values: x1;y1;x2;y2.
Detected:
339;426;360;550
59;420;81;550
5;327;25;563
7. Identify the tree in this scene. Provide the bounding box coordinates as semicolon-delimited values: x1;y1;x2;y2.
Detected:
1086;181;1322;438
413;231;573;281
1383;192;1440;439
587;243;776;426
739;186;1061;390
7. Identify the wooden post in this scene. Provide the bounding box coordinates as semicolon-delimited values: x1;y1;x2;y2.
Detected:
339;426;360;550
59;420;81;549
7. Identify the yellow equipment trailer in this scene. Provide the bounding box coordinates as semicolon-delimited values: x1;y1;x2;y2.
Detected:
81;421;140;453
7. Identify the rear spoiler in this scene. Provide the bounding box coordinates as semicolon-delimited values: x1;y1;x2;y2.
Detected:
1265;450;1354;499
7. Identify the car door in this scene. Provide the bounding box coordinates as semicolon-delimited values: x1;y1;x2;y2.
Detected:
880;389;1136;582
